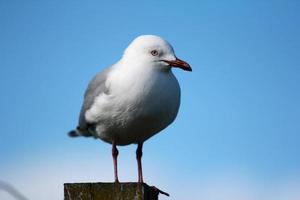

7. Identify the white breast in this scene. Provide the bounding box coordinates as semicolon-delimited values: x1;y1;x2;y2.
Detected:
86;64;181;145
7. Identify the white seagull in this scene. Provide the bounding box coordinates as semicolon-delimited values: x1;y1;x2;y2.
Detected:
69;35;191;183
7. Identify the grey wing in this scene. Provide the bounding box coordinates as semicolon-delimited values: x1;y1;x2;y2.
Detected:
78;67;111;131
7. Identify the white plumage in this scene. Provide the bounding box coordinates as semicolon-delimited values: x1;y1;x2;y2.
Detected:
69;35;191;183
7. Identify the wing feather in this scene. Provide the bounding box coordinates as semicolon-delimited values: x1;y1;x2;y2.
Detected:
78;67;111;131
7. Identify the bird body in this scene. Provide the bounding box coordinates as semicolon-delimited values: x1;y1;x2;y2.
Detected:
69;35;191;182
85;61;180;145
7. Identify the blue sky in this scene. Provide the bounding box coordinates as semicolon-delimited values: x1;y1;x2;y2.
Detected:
1;1;300;199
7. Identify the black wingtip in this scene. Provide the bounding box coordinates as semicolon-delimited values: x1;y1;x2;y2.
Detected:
68;130;78;137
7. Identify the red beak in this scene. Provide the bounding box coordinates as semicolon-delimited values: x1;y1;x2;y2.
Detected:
162;57;192;72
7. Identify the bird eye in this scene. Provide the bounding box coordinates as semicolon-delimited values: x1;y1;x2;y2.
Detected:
150;50;159;56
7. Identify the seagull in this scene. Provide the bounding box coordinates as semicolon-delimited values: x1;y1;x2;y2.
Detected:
68;35;191;183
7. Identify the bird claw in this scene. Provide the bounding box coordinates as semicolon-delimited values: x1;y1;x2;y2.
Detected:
151;186;170;197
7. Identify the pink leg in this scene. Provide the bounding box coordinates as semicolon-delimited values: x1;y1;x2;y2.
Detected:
112;140;119;183
136;142;144;183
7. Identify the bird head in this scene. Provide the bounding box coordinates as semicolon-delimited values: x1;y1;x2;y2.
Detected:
122;35;192;72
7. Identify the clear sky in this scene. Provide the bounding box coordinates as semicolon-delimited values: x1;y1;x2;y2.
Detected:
0;1;300;199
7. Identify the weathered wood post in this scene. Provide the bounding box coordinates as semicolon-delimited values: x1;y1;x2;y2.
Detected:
64;182;161;200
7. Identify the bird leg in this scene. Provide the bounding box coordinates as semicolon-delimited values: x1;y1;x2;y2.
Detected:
112;140;119;183
136;142;144;183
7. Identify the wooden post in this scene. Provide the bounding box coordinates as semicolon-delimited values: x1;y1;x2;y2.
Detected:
64;182;160;200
